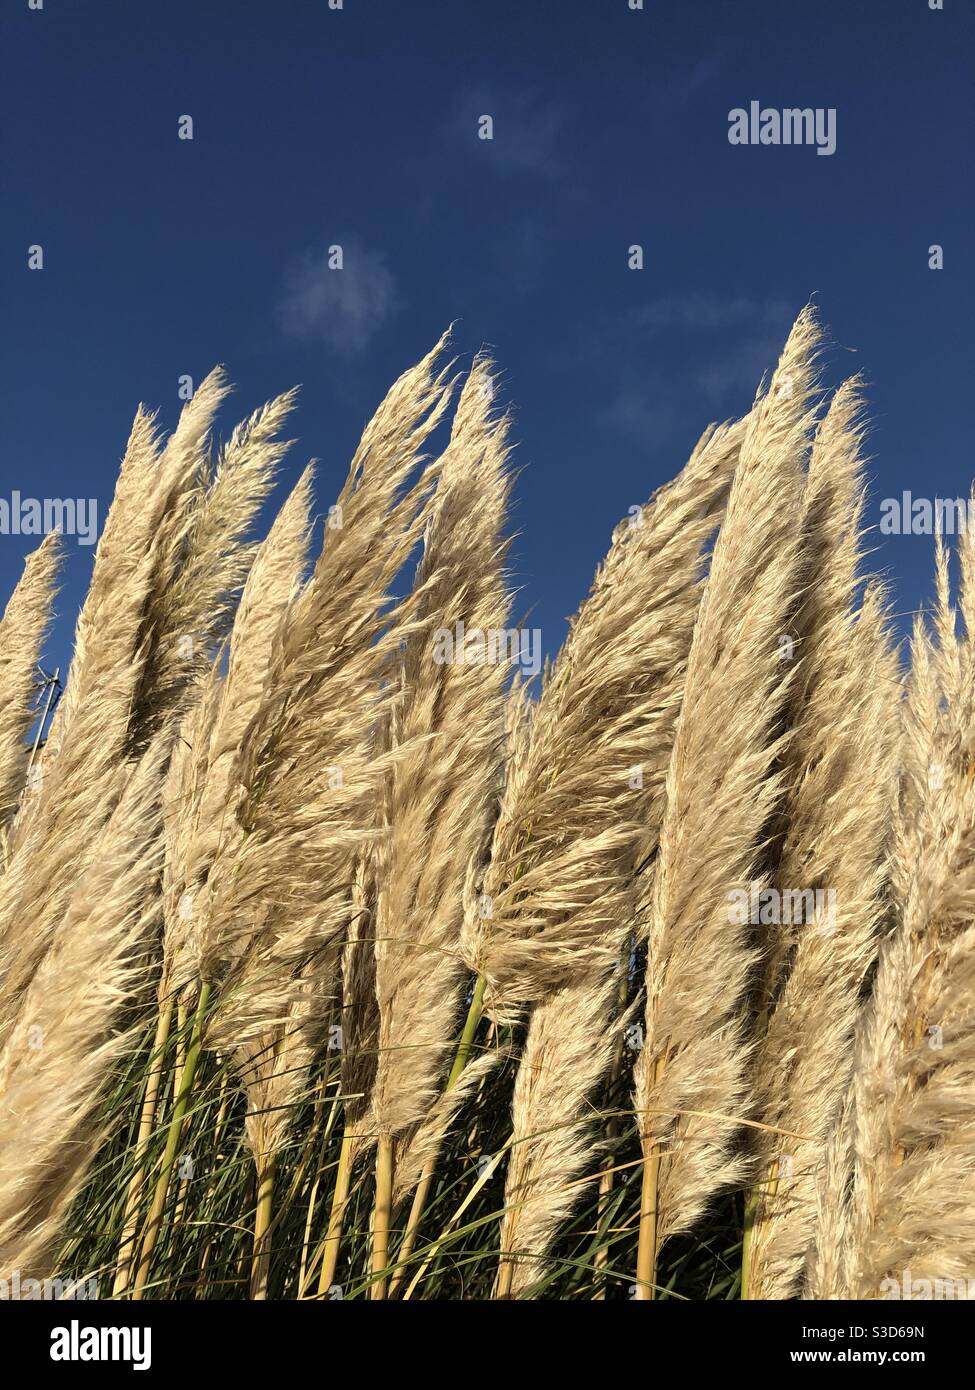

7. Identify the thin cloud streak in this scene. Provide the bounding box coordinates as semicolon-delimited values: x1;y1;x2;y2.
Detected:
278;240;400;355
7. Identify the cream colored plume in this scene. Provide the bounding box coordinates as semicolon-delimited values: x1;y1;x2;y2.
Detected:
807;525;975;1298
366;356;513;1198
0;533;60;832
493;410;749;1294
744;382;901;1299
0;375;293;1034
125;379;298;753
199;335;455;1055
0;738;167;1279
0;407;165;1040
470;414;747;1027
633;308;821;1293
161;464;316;1003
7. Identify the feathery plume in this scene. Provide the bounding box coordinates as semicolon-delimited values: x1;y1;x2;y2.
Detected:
0;533;60;830
341;850;382;1163
493;413;748;1294
633;308;822;1296
0;739;166;1279
367;358;513;1189
808;526;975;1298
0;408;165;1038
164;464;316;1001
200;334;454;1024
472;415;747;1025
743;384;901;1299
126;380;298;753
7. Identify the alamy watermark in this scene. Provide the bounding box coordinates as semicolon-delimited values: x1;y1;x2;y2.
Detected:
433;620;542;678
0;1268;98;1300
880;1269;975;1301
879;492;975;536
50;1319;151;1370
727;883;837;935
728;102;836;157
0;491;98;545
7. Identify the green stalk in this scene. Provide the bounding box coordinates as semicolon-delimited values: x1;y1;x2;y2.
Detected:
741;1161;778;1300
131;981;210;1299
299;1051;360;1299
740;1186;759;1300
447;974;487;1087
593;940;631;1298
194;1069;231;1296
111;995;174;1296
387;974;486;1296
314;1128;355;1298
171;997;190;1225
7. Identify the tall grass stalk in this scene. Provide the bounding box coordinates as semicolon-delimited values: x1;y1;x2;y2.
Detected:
371;1136;394;1300
111;995;176;1295
313;1130;356;1298
131;983;210;1299
250;1154;276;1300
388;973;487;1295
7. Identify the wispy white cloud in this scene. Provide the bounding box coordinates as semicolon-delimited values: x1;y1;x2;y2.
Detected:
693;332;791;404
278;240;399;354
601;296;797;439
446;85;566;179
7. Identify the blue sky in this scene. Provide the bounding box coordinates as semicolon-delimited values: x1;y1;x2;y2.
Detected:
2;0;973;675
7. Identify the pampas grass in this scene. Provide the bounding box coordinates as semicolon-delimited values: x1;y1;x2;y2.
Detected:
806;521;975;1299
0;737;167;1279
742;384;901;1299
365;358;512;1296
632;309;820;1298
0;308;968;1304
490;412;747;1297
0;533;59;833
